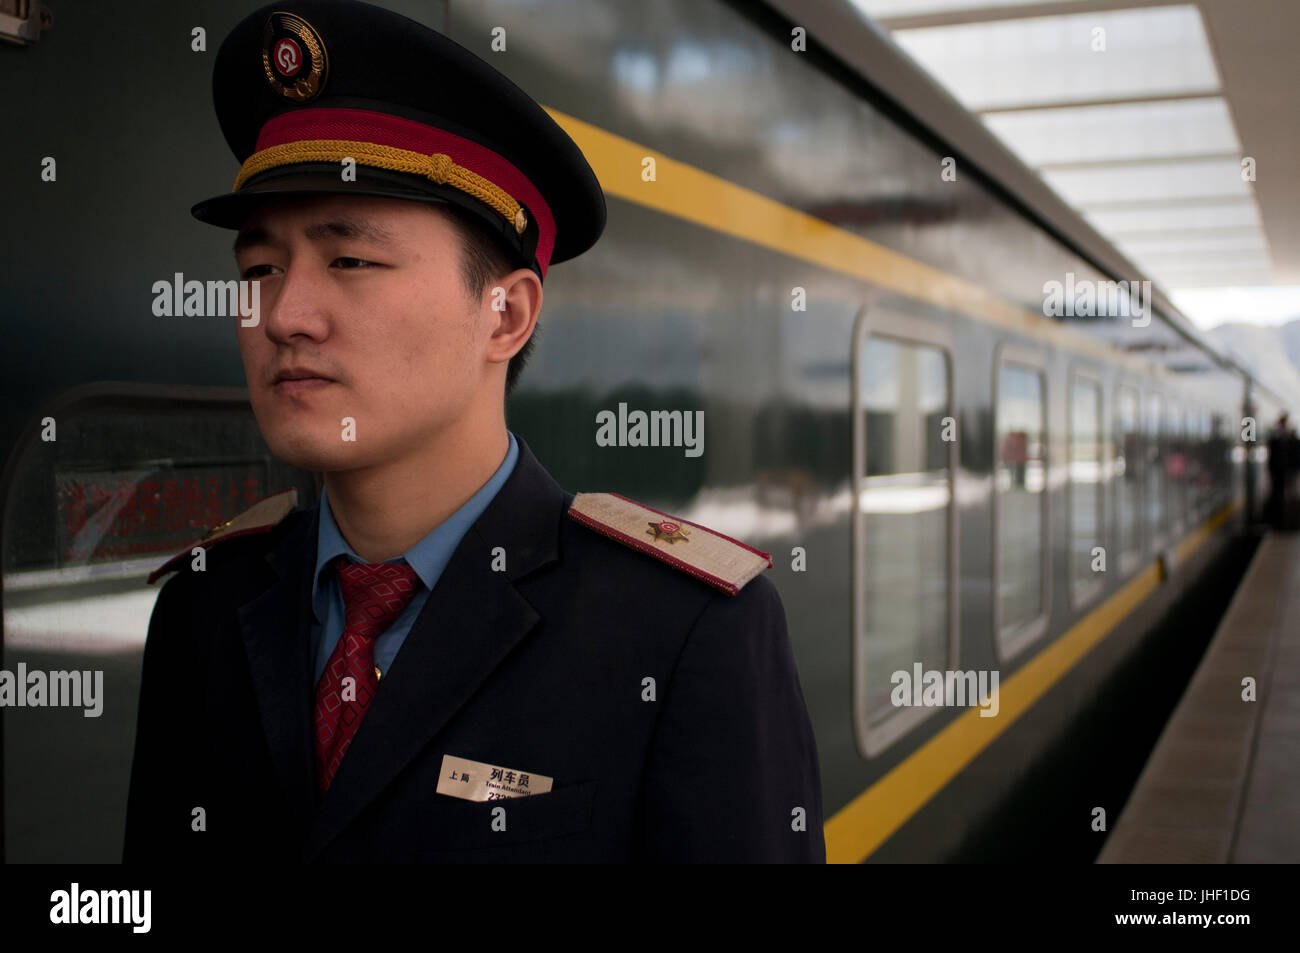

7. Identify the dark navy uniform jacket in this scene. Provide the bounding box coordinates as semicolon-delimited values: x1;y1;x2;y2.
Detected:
123;436;825;862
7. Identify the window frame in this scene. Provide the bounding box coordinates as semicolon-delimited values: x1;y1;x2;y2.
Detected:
992;341;1052;663
1067;366;1106;611
1113;381;1143;576
850;305;959;759
1143;387;1168;554
1195;405;1212;519
1167;395;1185;538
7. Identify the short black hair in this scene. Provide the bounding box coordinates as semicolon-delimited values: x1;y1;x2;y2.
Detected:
435;204;537;397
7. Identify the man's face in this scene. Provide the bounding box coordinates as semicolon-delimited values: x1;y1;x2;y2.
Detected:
232;194;489;472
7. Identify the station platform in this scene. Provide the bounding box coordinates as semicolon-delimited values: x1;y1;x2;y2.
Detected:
1099;532;1300;863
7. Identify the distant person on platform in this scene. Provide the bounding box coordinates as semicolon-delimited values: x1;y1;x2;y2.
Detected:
1265;412;1299;530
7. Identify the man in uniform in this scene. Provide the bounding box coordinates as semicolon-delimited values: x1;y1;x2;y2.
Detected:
1265;411;1299;529
124;0;824;863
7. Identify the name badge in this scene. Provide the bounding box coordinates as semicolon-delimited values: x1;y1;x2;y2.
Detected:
436;754;554;801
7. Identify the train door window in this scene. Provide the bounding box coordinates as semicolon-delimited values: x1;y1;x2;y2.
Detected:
1144;391;1165;550
1;386;317;862
1232;409;1253;509
1068;372;1104;607
851;311;956;757
1184;404;1197;522
1196;407;1212;518
994;349;1049;659
1190;400;1196;520
1211;412;1231;510
1114;385;1142;573
1215;412;1237;510
1187;404;1199;525
1167;398;1185;535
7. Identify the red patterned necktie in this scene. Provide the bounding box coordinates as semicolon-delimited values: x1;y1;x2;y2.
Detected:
314;556;421;794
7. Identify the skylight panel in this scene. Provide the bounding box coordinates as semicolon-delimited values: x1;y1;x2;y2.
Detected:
891;6;1220;111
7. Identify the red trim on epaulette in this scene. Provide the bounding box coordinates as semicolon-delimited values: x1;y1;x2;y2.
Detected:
567;497;772;597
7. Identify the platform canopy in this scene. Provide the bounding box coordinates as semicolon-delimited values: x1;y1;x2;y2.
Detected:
854;0;1299;321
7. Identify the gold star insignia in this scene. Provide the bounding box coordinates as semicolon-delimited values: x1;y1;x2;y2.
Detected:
647;520;690;544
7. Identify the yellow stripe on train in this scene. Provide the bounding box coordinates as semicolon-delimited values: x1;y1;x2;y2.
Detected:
545;106;1167;381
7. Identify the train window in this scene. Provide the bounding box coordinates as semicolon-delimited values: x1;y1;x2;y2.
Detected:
1068;373;1104;607
851;312;957;757
1114;385;1142;572
993;352;1049;659
1;385;317;862
1144;391;1166;550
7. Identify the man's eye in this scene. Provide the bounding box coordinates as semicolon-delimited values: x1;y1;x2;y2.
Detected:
333;257;375;269
240;264;278;279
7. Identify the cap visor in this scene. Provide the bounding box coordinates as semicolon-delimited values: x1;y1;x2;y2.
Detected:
191;165;465;229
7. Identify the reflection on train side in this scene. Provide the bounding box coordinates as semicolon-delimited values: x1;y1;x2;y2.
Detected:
2;580;158;655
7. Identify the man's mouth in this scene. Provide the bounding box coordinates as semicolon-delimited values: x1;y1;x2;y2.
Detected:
272;367;336;394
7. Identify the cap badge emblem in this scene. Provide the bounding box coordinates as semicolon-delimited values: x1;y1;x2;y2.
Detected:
262;12;328;103
272;37;303;77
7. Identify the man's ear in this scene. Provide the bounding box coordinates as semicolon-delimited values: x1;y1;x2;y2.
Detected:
484;267;542;364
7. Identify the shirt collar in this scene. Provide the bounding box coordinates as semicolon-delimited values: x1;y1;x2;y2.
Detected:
312;431;520;621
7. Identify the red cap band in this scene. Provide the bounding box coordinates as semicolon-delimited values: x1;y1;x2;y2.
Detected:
251;107;557;277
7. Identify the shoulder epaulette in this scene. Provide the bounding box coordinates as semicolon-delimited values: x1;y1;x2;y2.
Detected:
567;492;772;596
146;487;299;584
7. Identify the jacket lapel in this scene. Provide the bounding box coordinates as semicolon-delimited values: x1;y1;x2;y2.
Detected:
235;506;320;840
301;436;569;861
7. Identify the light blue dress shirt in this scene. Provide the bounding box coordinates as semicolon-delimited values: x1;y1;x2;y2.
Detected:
310;431;519;683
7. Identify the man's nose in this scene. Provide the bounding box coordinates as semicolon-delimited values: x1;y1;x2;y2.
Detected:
262;263;331;343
